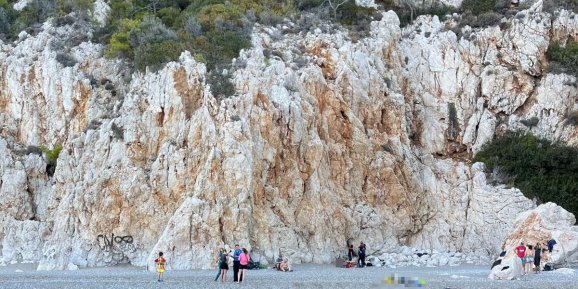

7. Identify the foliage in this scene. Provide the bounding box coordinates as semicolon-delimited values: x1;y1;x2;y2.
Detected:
129;15;177;48
455;0;514;30
40;144;62;163
461;0;496;16
543;0;578;15
105;18;141;59
396;2;456;27
336;1;380;26
56;0;93;15
473;132;578;218
295;0;324;11
462;11;503;28
207;70;236;100
157;6;180;27
0;0;94;41
546;40;578;76
56;52;77;67
0;5;15;38
134;39;183;71
39;144;62;177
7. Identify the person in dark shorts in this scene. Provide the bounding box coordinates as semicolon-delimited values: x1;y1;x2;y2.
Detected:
219;248;230;282
358;242;366;268
534;243;542;273
347;244;355;261
238;248;251;283
230;244;242;282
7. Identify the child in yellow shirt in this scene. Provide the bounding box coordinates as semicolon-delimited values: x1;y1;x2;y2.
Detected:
155;252;166;282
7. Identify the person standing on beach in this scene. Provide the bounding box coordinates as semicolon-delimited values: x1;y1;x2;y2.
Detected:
214;248;226;281
231;244;242;282
534;243;542;274
347;244;355;262
524;245;534;274
219;248;230;282
154;252;166;282
238;248;251;283
515;242;527;274
358;242;366;268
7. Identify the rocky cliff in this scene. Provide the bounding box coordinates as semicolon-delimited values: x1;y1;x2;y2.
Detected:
0;1;576;270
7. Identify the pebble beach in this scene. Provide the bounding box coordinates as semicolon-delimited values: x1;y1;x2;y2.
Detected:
0;264;576;289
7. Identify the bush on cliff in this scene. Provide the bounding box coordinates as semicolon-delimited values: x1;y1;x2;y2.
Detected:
546;40;578;76
473;131;578;218
396;2;456;27
40;144;63;177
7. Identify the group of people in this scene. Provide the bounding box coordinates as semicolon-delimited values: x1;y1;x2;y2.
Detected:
345;241;366;268
154;247;251;283
514;241;550;275
215;244;251;283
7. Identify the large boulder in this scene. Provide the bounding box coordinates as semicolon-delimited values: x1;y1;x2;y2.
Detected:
488;250;524;280
502;203;578;269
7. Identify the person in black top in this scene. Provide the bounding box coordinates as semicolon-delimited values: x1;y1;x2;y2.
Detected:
534;243;542;273
358;242;366;268
347;244;355;261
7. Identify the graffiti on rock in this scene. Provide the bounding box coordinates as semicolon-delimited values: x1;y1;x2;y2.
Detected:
97;233;136;262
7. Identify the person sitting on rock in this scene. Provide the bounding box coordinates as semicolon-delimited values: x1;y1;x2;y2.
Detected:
280;257;292;272
275;254;283;271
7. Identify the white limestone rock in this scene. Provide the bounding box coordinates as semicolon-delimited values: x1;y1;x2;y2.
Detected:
0;2;576;271
488;252;524;280
92;0;111;26
503;203;578;268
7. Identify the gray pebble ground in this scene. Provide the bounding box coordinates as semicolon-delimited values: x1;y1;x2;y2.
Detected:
0;264;576;289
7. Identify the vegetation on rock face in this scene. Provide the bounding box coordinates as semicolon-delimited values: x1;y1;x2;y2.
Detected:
40;144;62;177
0;0;94;40
546;40;578;77
473;132;578;217
397;2;456;27
543;0;578;15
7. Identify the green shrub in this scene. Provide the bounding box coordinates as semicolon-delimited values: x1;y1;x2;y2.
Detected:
543;0;578;15
129;15;177;48
336;1;379;26
105;18;141;59
0;6;15;38
397;3;456;27
207;70;236;99
40;144;63;177
474;132;578;220
461;0;496;16
134;39;183;71
295;0;324;11
462;11;503;28
200;29;251;71
546;40;578;76
56;0;93;15
157;6;181;27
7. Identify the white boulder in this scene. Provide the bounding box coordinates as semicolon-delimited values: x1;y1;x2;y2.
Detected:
502;203;578;269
